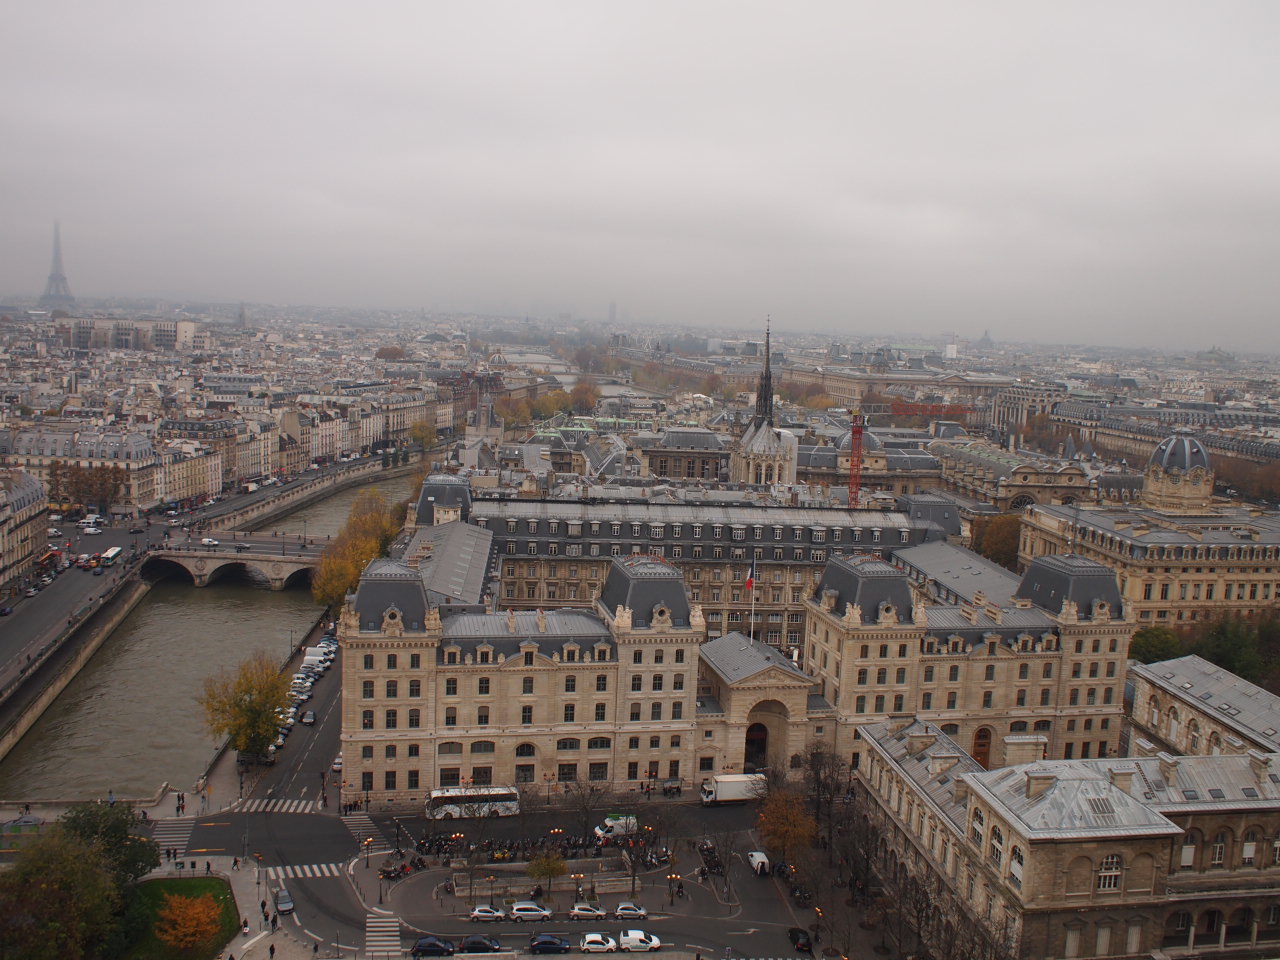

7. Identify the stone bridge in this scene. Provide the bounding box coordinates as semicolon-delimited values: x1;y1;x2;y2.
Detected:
143;546;319;590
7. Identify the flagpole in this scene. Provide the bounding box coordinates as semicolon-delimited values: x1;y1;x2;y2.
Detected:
748;558;756;641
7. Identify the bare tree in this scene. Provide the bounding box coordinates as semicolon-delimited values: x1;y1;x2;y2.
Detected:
560;780;611;839
800;742;849;864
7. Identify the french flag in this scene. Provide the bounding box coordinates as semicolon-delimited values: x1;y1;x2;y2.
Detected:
745;558;756;592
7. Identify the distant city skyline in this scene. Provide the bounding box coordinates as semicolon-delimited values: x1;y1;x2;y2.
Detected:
3;3;1278;351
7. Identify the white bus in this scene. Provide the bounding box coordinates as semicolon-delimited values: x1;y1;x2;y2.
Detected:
426;786;521;820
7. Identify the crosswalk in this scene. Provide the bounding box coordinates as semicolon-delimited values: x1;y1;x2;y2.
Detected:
365;914;401;959
264;862;344;881
150;818;194;857
239;797;317;814
342;811;384;846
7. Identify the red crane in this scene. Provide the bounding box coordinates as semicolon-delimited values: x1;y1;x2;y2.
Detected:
848;411;866;508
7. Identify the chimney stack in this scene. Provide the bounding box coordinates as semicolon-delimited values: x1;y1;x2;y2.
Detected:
1248;749;1272;781
1002;735;1048;768
1025;770;1057;800
1108;765;1136;794
1157;752;1180;788
907;731;937;757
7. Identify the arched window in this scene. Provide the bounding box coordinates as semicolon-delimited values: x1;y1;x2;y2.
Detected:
587;737;611;749
1009;846;1025;887
1098;854;1122;890
557;738;581;751
1167;707;1180;742
1010;721;1028;732
471;741;495;753
1149;697;1160;728
941;723;960;734
515;743;536;757
1212;832;1228;866
1243;830;1259;865
989;826;1004;866
971;808;985;844
1188;720;1201;751
444;706;457;726
408;708;421;728
1033;720;1052;731
1209;732;1222;755
438;741;463;755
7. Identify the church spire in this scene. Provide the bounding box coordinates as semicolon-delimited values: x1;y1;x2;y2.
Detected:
754;317;774;426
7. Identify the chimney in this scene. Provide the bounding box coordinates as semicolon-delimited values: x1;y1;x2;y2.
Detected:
1157;752;1180;788
1132;737;1158;758
1248;749;1271;781
960;603;978;624
1002;735;1048;768
929;753;962;777
1108;765;1136;794
906;731;937;757
1025;770;1057;800
888;715;914;736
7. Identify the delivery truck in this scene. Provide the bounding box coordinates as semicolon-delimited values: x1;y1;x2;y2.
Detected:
699;773;766;805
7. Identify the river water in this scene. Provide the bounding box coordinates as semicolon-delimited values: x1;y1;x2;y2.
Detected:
0;473;419;802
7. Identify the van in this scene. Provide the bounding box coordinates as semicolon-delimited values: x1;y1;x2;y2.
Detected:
81;514;105;525
746;851;771;876
593;815;638;839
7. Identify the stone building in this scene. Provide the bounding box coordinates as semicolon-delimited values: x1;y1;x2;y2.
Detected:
1020;431;1280;626
804;552;1133;769
1128;654;1280;759
728;327;798;486
0;469;47;592
859;718;1280;960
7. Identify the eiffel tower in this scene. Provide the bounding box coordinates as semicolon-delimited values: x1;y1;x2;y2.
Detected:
37;221;77;311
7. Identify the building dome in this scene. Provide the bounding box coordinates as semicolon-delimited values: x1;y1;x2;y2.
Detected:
838;430;882;453
1149;433;1211;474
415;473;472;524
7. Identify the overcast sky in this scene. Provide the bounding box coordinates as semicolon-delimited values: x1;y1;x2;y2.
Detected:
4;2;1278;349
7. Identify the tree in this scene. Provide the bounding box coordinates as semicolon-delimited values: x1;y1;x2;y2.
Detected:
527;852;567;903
972;513;1022;570
756;789;816;862
156;892;223;950
198;651;291;758
410;420;438;451
60;802;159;886
0;829;120;960
1129;625;1184;664
375;345;408;361
800;743;848;862
561;780;611;840
569;382;601;414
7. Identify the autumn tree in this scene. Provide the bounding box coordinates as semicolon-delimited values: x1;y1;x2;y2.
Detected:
375;345;408;361
971;513;1022;571
156;892;223;950
311;491;401;606
199;651;291;758
569;381;601;414
527;852;567;903
410;419;438;451
756;789;816;862
0;829;120;960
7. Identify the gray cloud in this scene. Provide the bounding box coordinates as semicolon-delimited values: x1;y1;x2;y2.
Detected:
3;1;1279;348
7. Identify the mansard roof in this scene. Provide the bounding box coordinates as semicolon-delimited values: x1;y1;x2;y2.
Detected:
353;559;431;632
598;555;692;628
1015;555;1123;620
814;553;915;625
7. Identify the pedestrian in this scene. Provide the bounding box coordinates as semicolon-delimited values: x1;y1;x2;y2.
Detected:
261;899;267;916
242;919;249;936
205;861;211;875
312;944;318;956
232;856;240;870
272;912;278;929
269;946;275;960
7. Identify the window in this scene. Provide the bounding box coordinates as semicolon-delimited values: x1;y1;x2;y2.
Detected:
630;705;641;721
444;678;457;696
596;674;608;691
408;708;420;728
521;705;533;725
387;654;397;669
989;826;1003;866
384;771;396;791
478;677;490;695
444;707;456;727
476;707;489;725
923;666;934;683
409;679;421;697
386;680;398;698
652;675;664;691
565;676;577;693
564;704;576;723
521;676;534;695
1243;830;1258;865
672;702;683;719
970;808;984;844
949;665;960;682
896;668;906;684
362;680;374;699
673;674;684;691
361;771;374;791
1212;832;1227;866
470;741;495;754
633;650;643;664
557;738;581;750
588;737;611;750
363;654;374;669
384;709;397;729
984;665;995;682
651;703;662;721
1097;855;1121;890
361;710;374;729
557;763;577;782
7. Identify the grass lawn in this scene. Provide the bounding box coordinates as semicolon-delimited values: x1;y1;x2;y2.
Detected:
127;877;240;960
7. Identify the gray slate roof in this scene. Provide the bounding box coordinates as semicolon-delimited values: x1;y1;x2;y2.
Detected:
1132;654;1280;751
353;559;431;632
893;541;1020;606
814;554;915;625
700;631;810;685
597;555;692;627
1014;555;1123;620
416;522;493;605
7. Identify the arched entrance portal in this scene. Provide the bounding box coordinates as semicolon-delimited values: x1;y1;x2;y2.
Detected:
973;727;993;769
745;723;768;772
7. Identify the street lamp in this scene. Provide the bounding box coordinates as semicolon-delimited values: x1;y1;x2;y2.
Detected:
667;873;680;905
487;874;497;905
363;836;373;868
543;772;554;804
571;873;584;902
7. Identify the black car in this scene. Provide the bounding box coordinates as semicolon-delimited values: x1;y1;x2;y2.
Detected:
788;928;813;953
529;934;572;954
0;606;12;616
411;935;455;957
458;935;502;954
128;526;145;534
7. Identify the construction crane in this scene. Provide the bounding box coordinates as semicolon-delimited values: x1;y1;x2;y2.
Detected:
848;409;867;508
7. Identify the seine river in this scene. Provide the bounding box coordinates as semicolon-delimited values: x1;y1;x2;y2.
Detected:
0;473;418;802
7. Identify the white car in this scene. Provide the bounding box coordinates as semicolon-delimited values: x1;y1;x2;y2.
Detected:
613;903;648;920
579;934;617;953
509;901;552;922
200;537;219;546
569;903;605;921
82;526;102;535
618;931;661;952
469;905;506;923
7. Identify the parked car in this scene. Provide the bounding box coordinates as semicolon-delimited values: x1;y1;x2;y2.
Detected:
529;934;572;954
24;587;38;597
509;901;552;922
300;710;316;726
579;934;617;953
274;886;295;914
0;606;12;616
411;936;455;957
569;903;606;921
787;928;813;953
457;935;502;954
613;903;648;920
618;931;661;952
331;754;343;772
469;905;506;922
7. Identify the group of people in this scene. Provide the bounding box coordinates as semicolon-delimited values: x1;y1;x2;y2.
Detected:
174;791;188;815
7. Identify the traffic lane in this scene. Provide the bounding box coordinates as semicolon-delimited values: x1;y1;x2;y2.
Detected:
253;644;341;799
